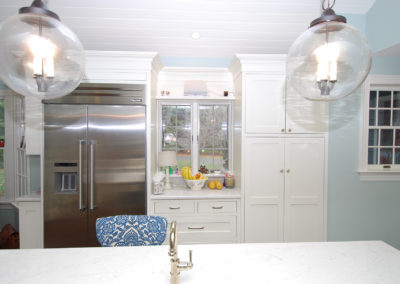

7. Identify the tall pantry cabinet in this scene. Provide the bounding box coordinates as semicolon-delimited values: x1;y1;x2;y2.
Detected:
230;54;328;243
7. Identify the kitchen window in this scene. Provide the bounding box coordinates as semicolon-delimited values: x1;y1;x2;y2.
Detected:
360;75;400;181
0;98;4;198
158;101;232;173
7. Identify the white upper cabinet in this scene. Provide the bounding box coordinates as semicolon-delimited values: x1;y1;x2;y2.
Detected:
244;74;286;133
83;51;161;84
285;85;329;134
230;54;328;134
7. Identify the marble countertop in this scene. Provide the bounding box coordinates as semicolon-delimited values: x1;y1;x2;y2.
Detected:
1;241;400;283
151;187;240;199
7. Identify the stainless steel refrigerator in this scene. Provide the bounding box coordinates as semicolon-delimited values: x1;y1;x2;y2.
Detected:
43;84;146;248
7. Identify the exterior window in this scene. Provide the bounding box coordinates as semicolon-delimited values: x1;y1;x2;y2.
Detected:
360;75;400;180
161;104;192;169
0;98;4;198
367;89;400;168
199;105;229;171
159;101;232;173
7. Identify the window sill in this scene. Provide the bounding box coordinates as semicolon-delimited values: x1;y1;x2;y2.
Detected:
156;96;235;100
358;169;400;181
170;173;226;178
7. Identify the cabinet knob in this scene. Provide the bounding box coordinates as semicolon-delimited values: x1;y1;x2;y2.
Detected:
280;169;284;173
281;128;285;132
288;128;292;132
286;169;290;173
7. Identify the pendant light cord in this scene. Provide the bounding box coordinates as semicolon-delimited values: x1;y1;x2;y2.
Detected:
322;0;336;10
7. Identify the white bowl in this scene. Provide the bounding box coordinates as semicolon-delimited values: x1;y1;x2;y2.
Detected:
184;178;207;190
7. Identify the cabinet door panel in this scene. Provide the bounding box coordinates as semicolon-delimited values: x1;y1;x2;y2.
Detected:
284;137;324;242
164;215;237;244
244;74;285;133
244;137;284;242
285;85;329;133
19;201;42;249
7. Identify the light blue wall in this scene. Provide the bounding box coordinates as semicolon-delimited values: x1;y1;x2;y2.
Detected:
366;0;400;53
328;7;400;249
371;56;400;75
0;82;8;90
328;89;400;249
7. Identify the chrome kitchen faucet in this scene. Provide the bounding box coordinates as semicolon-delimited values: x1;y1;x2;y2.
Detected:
169;221;193;284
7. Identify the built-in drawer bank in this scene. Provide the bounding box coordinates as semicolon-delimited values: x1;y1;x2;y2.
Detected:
153;200;237;214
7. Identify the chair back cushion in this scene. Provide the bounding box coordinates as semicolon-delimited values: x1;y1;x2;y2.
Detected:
96;215;168;247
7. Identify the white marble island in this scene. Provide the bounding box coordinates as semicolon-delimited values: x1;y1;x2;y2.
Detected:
1;241;400;283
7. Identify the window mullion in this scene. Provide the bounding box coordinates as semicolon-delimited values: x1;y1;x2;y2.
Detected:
192;102;199;174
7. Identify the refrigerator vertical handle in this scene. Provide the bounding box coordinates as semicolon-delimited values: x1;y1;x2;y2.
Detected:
89;141;96;210
78;140;86;211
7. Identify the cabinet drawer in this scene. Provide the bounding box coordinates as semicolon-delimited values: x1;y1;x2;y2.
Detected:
167;216;237;244
153;200;195;214
197;201;237;213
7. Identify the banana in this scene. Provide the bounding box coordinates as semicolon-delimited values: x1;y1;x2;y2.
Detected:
181;167;188;179
188;168;192;179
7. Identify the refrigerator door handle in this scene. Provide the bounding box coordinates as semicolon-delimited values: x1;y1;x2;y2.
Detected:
89;140;96;211
78;140;86;211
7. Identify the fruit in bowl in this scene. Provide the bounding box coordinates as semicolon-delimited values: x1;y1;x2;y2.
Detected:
184;178;207;190
181;167;207;190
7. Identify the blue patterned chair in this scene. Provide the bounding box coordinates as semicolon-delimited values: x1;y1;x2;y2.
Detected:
96;215;168;247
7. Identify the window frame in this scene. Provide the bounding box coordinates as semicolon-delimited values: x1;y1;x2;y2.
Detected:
360;75;400;181
157;99;233;175
0;95;4;199
0;89;18;201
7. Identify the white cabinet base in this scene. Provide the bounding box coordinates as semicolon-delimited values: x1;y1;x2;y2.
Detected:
18;201;43;249
150;198;240;244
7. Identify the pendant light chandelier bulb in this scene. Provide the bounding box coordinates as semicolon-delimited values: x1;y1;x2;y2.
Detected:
0;0;85;99
286;0;372;101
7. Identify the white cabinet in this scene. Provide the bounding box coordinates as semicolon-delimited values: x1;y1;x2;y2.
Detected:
283;137;325;242
18;201;42;248
25;97;43;155
244;74;286;133
83;51;159;84
244;136;325;243
285;85;329;134
150;199;240;244
244;137;284;242
237;56;328;135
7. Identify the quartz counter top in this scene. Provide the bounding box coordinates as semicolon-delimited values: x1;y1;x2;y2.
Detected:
1;241;400;283
151;187;240;200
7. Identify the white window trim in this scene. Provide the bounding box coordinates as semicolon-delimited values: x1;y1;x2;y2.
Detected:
0;90;17;201
157;99;233;174
359;75;400;181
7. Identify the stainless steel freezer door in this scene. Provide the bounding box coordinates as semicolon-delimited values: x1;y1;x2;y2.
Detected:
44;104;88;248
86;105;146;246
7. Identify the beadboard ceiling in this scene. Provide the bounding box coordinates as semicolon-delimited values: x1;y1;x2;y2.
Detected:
0;0;375;58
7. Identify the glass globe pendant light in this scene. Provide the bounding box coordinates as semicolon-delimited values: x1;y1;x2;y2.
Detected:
0;0;85;99
286;0;372;101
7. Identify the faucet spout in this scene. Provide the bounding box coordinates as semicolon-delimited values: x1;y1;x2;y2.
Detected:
169;220;178;257
169;221;193;284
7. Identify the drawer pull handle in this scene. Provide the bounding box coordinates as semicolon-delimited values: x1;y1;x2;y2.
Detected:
212;206;223;209
188;226;205;230
169;206;181;210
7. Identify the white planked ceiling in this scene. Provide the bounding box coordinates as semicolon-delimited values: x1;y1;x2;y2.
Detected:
0;0;375;58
